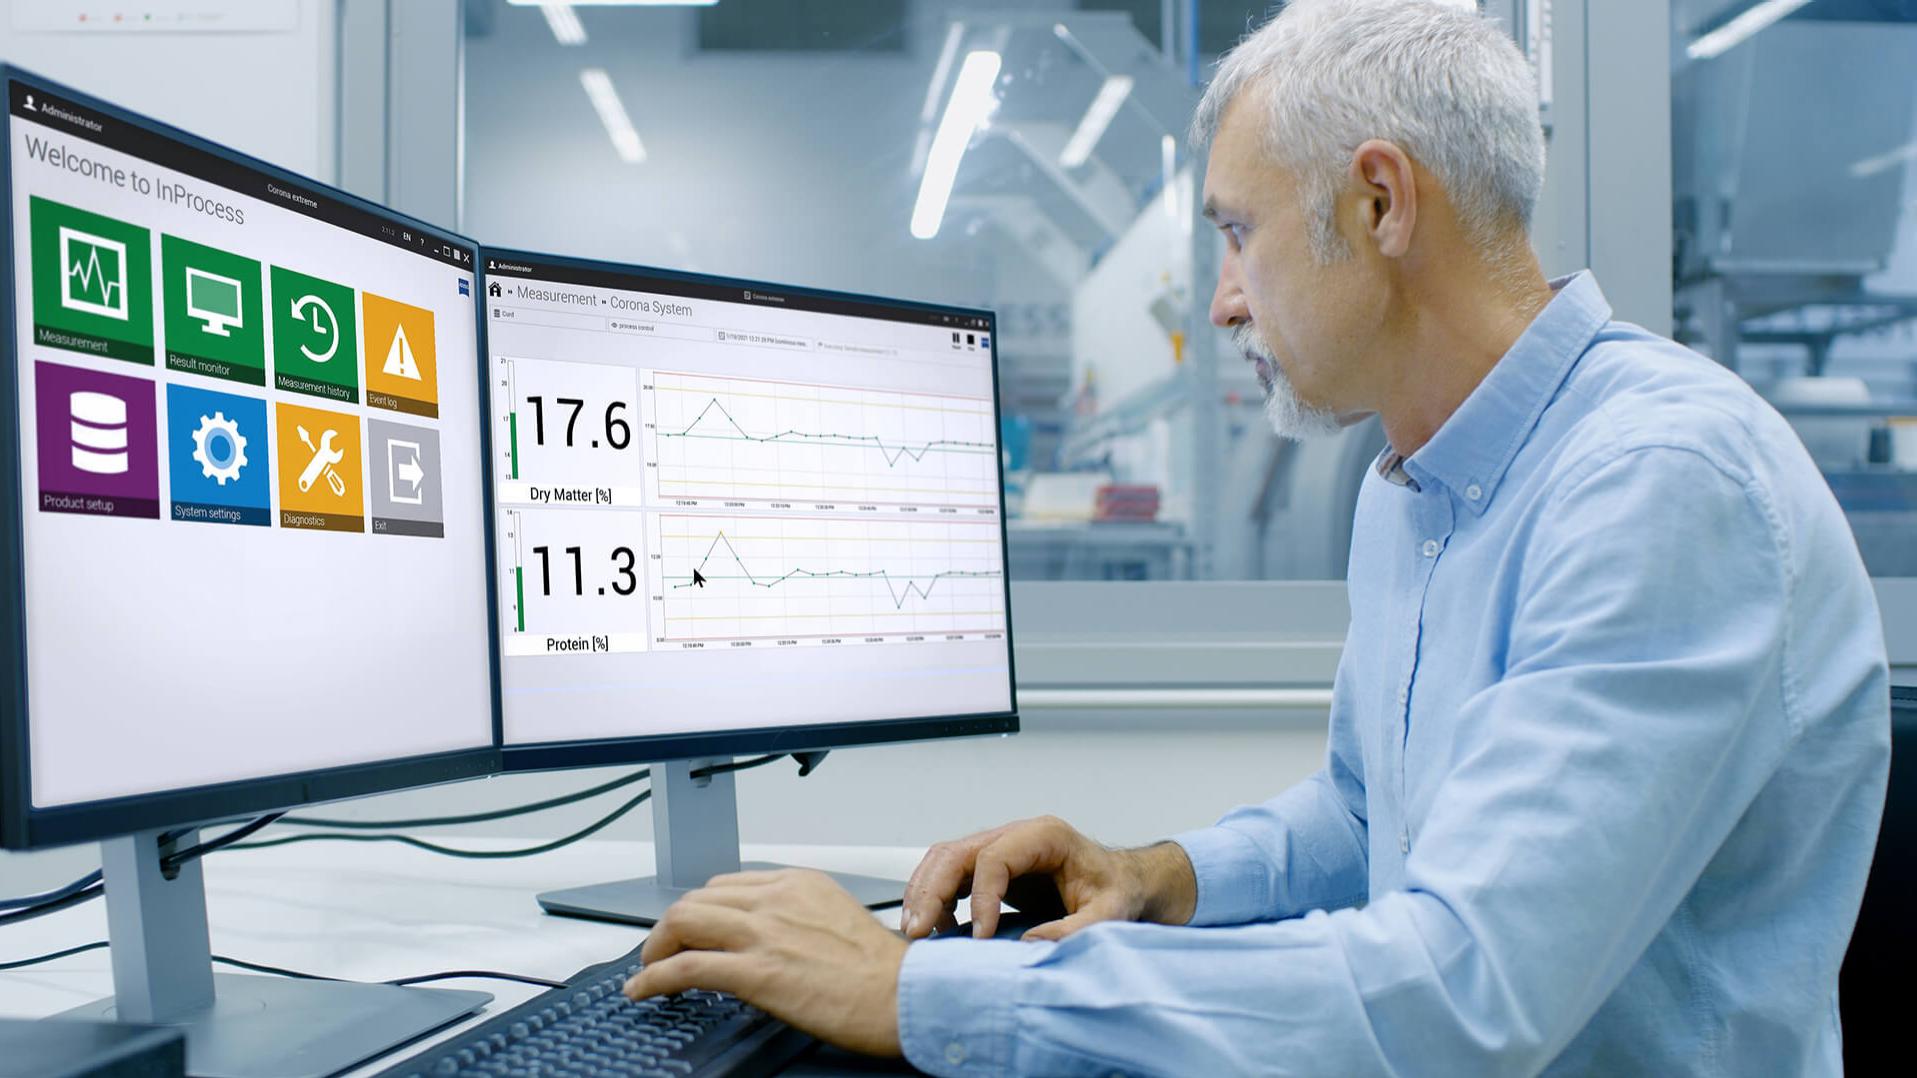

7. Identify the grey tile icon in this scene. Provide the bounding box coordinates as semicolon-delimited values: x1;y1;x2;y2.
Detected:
367;417;443;538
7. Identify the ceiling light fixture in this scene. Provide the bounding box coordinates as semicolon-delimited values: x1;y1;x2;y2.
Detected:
1059;74;1133;169
911;51;1002;240
580;68;646;164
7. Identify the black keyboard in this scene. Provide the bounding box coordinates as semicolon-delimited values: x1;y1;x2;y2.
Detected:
375;946;816;1078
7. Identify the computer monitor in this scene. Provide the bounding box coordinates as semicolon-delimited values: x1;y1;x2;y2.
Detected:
0;68;500;1076
482;249;1017;924
184;265;243;336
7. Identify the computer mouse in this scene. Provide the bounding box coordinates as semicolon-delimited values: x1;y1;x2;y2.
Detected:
935;908;1057;941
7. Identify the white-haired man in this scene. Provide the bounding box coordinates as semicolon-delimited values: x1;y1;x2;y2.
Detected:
623;1;1890;1073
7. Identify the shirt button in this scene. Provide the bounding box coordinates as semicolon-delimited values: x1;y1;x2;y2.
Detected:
1400;831;1411;854
1421;539;1440;557
945;1042;967;1066
1465;483;1483;501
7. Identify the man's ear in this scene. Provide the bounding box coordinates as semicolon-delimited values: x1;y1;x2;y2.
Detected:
1349;139;1417;260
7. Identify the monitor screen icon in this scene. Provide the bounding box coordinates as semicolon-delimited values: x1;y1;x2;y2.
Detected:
184;267;244;336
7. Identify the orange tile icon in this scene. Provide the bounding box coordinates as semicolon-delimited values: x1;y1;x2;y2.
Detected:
362;291;439;418
274;400;363;532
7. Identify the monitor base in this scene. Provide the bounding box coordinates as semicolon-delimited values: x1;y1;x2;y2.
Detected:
59;973;488;1078
537;861;903;927
532;758;905;926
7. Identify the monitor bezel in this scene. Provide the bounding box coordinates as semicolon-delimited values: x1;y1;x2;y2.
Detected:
0;65;504;850
481;247;1019;774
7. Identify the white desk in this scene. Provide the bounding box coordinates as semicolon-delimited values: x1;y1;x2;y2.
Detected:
0;839;929;1076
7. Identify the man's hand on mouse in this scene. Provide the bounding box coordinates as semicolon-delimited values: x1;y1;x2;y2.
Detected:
899;815;1199;942
622;868;907;1057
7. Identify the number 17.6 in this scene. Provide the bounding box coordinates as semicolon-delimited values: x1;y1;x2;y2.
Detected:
526;396;631;450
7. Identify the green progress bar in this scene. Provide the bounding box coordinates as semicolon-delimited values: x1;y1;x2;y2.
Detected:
509;412;520;480
514;565;525;633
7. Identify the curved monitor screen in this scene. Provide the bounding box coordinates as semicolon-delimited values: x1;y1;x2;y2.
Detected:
4;75;495;816
484;252;1014;751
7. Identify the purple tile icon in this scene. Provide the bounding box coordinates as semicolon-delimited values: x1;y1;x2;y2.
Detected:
35;361;159;519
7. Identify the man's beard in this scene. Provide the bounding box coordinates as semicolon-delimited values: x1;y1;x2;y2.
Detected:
1233;324;1342;440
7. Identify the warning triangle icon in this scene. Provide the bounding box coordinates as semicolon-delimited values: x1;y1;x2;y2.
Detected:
382;325;422;381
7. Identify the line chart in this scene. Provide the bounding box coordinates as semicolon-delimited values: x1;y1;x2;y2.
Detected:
641;370;1000;511
664;398;994;468
671;530;1001;609
650;513;1007;645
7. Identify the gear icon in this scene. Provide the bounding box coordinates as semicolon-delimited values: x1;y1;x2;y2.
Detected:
191;412;248;485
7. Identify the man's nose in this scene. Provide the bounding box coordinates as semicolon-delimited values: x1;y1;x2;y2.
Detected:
1210;257;1248;328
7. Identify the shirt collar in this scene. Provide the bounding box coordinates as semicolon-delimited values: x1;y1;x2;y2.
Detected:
1375;271;1612;513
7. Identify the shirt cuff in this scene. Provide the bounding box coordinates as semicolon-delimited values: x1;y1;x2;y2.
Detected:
1170;825;1274;926
897;937;1056;1076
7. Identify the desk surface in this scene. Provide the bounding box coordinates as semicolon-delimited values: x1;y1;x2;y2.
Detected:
0;839;928;1076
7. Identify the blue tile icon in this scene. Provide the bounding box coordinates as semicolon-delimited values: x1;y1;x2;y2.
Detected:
166;383;271;526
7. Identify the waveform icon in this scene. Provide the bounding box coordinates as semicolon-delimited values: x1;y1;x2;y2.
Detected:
58;226;129;321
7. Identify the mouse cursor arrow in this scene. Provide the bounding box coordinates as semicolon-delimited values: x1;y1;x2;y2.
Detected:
691;569;707;587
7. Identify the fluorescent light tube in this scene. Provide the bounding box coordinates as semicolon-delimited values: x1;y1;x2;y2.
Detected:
580;68;646;163
911;50;1001;240
1687;0;1810;61
540;4;586;46
913;21;967;175
1059;74;1133;169
1852;142;1917;180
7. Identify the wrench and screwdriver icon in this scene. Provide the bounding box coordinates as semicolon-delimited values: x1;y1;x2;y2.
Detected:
296;425;347;497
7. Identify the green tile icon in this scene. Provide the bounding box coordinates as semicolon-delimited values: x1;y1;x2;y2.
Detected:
270;266;359;404
29;196;155;366
162;235;266;386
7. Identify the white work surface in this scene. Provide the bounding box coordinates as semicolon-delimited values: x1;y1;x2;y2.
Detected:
0;839;931;1076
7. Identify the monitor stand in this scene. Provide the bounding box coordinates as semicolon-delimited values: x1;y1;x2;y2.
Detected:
59;829;490;1078
536;757;904;926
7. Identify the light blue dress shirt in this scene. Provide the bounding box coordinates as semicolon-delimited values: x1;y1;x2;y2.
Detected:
897;273;1890;1076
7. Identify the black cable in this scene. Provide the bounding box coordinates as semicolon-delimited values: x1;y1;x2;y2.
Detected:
0;818;276;924
281;768;651;830
227;787;655;859
0;869;101;912
387;969;567;990
211;953;337;980
1;756;796;923
0;829;191;913
0;939;109;971
227;754;789;860
273;754;782;834
0;882;104;927
696;754;785;779
161;812;285;871
1;939;564;990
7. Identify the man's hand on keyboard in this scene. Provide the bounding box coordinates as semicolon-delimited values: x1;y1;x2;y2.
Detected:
623;868;908;1058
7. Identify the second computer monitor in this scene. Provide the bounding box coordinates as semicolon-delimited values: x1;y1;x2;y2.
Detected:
483;250;1016;769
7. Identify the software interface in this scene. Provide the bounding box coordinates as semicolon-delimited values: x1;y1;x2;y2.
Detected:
486;256;1013;745
7;80;495;808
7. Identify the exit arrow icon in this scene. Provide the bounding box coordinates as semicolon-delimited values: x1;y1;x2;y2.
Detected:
692;569;707;587
396;456;424;491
